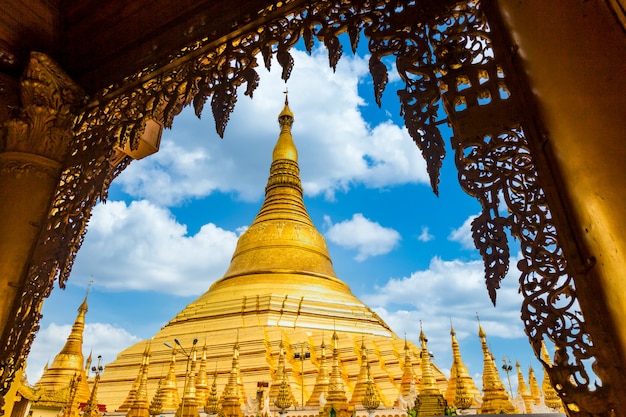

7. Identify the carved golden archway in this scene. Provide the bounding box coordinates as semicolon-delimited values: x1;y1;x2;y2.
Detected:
1;1;624;415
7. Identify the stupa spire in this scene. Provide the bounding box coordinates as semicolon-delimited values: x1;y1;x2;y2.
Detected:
155;345;181;412
36;291;90;402
204;369;220;416
220;342;244;417
415;326;446;416
179;346;199;417
350;338;370;405
126;343;151;417
444;324;479;410
399;336;416;398
515;360;533;413
540;341;564;411
148;378;164;416
306;337;330;407
477;321;517;414
528;366;541;405
195;343;210;406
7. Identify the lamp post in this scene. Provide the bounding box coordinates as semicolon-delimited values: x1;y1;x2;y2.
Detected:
293;343;310;409
165;338;198;417
501;356;514;399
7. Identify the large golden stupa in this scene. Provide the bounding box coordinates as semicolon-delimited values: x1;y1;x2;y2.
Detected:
96;98;448;410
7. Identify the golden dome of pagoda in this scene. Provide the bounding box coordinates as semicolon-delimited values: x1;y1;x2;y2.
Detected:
95;97;448;410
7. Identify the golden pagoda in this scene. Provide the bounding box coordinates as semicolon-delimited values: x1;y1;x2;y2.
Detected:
414;327;446;416
126;344;151;417
515;360;533;413
319;331;353;417
204;371;221;416
35;294;91;403
349;339;370;406
528;366;542;405
477;324;517;414
540;341;564;412
306;338;330;407
195;344;210;406
95;97;448;410
268;340;295;407
443;325;480;410
221;343;244;417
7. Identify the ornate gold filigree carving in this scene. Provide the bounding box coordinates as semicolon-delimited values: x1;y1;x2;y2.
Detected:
1;1;611;415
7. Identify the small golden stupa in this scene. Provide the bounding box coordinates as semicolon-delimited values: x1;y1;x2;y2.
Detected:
443;324;480;410
34;293;91;404
477;323;517;414
95;97;448;410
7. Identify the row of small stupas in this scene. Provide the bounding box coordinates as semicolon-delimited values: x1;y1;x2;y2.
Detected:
16;97;564;417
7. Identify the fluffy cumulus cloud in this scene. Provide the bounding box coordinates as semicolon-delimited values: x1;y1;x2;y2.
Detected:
115;47;428;206
361;254;525;372
71;200;238;296
26;322;140;383
324;213;401;261
448;213;478;250
417;226;434;242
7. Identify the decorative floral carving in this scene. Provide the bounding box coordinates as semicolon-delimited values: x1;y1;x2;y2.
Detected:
0;0;610;414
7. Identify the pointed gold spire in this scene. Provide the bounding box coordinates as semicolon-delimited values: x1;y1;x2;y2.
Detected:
85;350;93;377
269;340;295;407
320;331;354;417
515;361;533;413
179;346;199;417
477;322;516;414
195;343;210;406
220;341;244;417
306;337;330;407
361;361;380;414
444;324;479;410
350;338;370;405
540;341;563;411
528;366;541;405
399;336;416;398
156;345;181;411
127;344;151;417
148;378;164;416
204;369;221;416
36;293;91;402
415;326;446;416
274;366;293;412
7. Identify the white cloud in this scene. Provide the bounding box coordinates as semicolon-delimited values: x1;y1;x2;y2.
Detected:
417;226;434;242
114;47;428;206
26;322;140;383
324;213;401;261
71;200;238;296
361;254;526;375
448;213;478;250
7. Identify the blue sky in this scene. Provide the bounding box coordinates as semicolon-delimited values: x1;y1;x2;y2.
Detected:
26;43;546;398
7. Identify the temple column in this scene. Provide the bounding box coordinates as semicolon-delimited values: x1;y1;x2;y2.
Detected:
0;52;86;412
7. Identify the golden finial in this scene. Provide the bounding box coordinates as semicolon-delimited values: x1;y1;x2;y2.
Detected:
540;341;563;411
362;360;380;412
149;378;164;416
478;323;516;414
204;369;220;415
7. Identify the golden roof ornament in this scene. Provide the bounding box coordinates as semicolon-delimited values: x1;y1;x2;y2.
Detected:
204;370;221;415
269;340;295;407
274;369;293;412
306;338;330;407
415;326;446;416
127;344;151;417
320;331;354;417
540;341;564;411
515;360;533;413
528;366;541;405
36;292;91;403
477;321;517;414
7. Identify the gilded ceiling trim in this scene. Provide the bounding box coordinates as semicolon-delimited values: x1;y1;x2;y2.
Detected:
1;0;610;414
